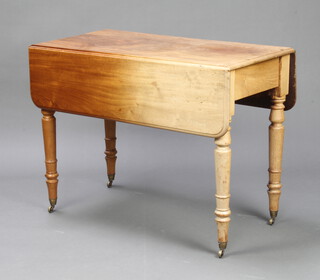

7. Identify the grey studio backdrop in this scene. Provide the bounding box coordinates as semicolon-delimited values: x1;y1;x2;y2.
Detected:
0;0;319;279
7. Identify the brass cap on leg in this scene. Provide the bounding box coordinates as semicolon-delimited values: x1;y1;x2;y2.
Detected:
268;210;278;225
107;174;115;188
48;199;57;213
218;242;228;258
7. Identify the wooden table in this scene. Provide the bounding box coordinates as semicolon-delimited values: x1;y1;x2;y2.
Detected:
29;29;296;258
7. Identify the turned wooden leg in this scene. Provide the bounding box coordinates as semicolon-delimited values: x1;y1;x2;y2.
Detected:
214;126;231;258
104;120;117;188
267;96;285;225
41;110;59;213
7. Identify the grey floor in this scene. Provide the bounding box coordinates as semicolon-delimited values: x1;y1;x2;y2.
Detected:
1;112;320;280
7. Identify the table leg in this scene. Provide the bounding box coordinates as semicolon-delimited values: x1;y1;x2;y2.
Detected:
267;96;285;225
104;120;117;188
41;110;59;213
214;126;231;258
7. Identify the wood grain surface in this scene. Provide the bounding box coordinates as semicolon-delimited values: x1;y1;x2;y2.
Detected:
104;119;117;185
41;110;58;206
234;58;279;100
30;30;295;137
34;29;294;70
29;46;231;137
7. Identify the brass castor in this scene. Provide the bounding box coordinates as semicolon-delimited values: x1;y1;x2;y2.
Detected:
107;174;115;188
268;210;278;226
268;218;275;225
218;250;224;258
218;241;227;258
48;199;57;213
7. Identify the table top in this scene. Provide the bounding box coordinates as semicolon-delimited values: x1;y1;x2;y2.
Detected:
33;29;294;70
30;30;296;137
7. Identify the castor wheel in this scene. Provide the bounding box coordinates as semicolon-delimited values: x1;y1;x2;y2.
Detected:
48;205;55;213
218;250;224;258
268;210;278;225
268;218;275;225
48;199;57;213
218;242;227;258
107;174;115;188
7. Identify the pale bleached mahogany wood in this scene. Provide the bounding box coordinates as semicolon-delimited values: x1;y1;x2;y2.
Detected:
29;29;297;258
29;47;231;138
41;110;58;213
104;120;117;188
214;124;232;258
34;29;294;70
229;71;235;116
267;53;290;225
29;30;295;138
235;53;296;111
234;58;279;100
267;96;285;225
277;55;290;97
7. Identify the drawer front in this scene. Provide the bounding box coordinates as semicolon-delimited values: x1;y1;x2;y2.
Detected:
29;47;230;137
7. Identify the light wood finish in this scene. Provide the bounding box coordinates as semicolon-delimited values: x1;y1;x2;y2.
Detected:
235;53;296;111
214;124;231;256
41;110;58;211
266;53;290;224
267;96;285;223
234;58;279;100
104;120;117;187
229;71;236;116
34;29;294;70
29;46;230;138
278;55;290;97
29;29;295;138
29;29;297;257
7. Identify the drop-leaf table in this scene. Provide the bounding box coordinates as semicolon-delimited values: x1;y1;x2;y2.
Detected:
29;29;296;258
